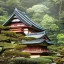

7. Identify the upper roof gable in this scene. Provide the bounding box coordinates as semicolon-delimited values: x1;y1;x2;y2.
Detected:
3;8;44;31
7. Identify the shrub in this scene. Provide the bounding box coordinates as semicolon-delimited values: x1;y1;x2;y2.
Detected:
8;57;27;64
53;57;61;63
27;59;38;64
8;57;52;64
19;52;31;58
29;57;52;64
3;50;31;58
9;57;38;64
60;48;64;56
14;45;26;50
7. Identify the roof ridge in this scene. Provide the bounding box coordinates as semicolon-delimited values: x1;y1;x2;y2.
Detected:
15;9;44;30
15;9;33;26
14;8;26;15
14;11;30;26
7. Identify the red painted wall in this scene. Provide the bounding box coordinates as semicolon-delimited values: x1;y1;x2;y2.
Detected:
22;46;48;53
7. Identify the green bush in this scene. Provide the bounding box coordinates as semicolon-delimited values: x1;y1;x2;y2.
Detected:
41;56;55;60
2;50;31;58
3;50;31;58
27;59;38;64
14;44;26;50
8;57;38;64
8;57;27;64
8;57;52;64
29;57;52;64
20;52;31;58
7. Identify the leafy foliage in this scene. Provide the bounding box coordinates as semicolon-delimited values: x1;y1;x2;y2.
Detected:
14;44;26;50
26;4;49;23
8;57;52;64
57;34;64;45
0;16;7;25
40;14;59;31
53;48;64;63
60;48;64;56
2;50;31;58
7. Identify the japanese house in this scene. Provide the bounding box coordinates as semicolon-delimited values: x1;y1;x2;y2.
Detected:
3;8;53;58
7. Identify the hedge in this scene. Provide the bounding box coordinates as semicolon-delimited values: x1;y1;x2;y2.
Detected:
8;57;52;64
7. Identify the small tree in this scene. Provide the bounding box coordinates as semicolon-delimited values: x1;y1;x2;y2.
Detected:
60;48;64;56
53;48;64;64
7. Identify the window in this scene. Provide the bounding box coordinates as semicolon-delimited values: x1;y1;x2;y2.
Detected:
12;19;20;22
24;28;28;34
17;25;20;26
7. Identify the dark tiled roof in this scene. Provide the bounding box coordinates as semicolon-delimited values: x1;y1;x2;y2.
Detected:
22;39;44;44
23;31;53;45
22;39;53;45
3;8;44;31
